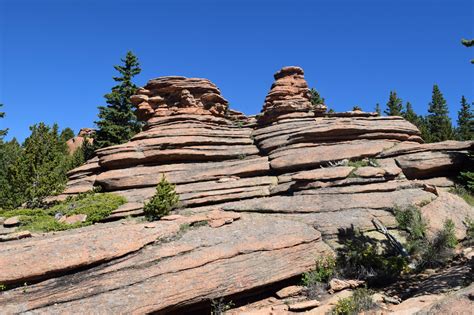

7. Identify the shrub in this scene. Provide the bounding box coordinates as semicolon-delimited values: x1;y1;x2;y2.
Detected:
210;298;234;315
395;206;457;269
143;175;179;220
394;205;427;244
332;287;376;315
465;217;474;243
302;255;336;286
450;184;474;206
0;193;126;232
336;228;407;284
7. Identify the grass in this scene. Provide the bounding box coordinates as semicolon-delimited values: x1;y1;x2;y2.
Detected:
347;158;379;168
450;184;474;206
0;193;126;232
302;255;336;286
332;287;376;315
394;205;458;270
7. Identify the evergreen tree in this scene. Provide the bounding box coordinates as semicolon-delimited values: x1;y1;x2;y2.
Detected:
0;103;8;140
94;51;142;149
60;127;75;142
143;175;179;220
7;123;70;208
461;38;474;64
384;91;403;116
456;96;473;140
403;102;418;124
0;139;21;209
426;84;454;142
375;103;381;116
310;88;325;105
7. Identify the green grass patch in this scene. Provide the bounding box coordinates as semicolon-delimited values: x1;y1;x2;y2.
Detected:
450;185;474;206
0;193;126;232
347;158;379;168
332;287;376;315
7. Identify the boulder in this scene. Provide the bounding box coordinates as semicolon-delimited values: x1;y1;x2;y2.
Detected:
3;216;20;227
0;214;333;314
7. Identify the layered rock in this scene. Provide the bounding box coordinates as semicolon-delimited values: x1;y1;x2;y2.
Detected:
257;66;326;125
66;128;94;154
2;67;473;314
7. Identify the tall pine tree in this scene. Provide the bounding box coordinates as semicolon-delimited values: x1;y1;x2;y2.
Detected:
403;102;417;124
426;84;453;142
384;91;403;116
0;103;7;140
456;96;473;140
94;51;142;149
375;103;381;116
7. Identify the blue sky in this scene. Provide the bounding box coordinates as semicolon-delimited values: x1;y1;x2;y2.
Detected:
1;0;473;141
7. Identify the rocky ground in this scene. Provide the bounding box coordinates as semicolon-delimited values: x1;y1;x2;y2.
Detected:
0;66;473;314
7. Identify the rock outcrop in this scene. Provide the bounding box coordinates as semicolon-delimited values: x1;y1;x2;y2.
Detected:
1;67;473;314
66;127;94;154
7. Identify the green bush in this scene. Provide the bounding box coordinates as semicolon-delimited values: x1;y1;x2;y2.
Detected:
336;229;408;284
143;175;179;220
0;193;126;232
332;287;376;315
302;255;336;286
210;298;234;315
450;184;474;206
465;217;474;243
395;206;458;269
394;205;427;244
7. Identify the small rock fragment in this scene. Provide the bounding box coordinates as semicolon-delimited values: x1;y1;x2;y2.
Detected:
63;214;88;225
276;285;304;299
3;216;20;227
288;299;320;311
329;278;365;293
0;230;32;242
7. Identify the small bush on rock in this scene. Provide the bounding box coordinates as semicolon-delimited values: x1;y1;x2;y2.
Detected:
332;287;376;315
336;228;408;285
143;175;179;221
302;255;336;299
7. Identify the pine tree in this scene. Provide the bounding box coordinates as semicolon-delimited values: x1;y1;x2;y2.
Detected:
426;84;454;142
7;123;70;208
456;96;473;140
0;138;21;209
375;103;381;116
403;102;418;124
143;175;179;220
461;38;474;64
60;127;75;142
384;91;403;116
94;51;142;149
0;103;8;140
310;88;325;105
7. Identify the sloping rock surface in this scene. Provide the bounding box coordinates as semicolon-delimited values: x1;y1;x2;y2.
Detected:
2;67;473;313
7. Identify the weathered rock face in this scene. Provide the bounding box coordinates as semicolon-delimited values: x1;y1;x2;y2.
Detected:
66;127;94;154
258;66;326;125
2;66;473;314
130;76;229;121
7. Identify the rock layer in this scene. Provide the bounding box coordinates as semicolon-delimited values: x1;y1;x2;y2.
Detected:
3;67;473;314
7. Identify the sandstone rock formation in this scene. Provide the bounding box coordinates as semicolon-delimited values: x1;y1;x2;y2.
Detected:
66;127;94;154
1;67;473;314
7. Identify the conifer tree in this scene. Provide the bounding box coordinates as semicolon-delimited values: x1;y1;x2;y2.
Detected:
375;103;381;116
143;175;179;220
456;96;473;140
310;88;325;105
0;139;21;209
0;103;7;140
7;123;70;208
384;91;403;116
60;127;75;142
461;38;474;64
403;102;418;124
426;84;453;142
94;51;142;149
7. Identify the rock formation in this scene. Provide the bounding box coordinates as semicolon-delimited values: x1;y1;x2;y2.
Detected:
66;127;94;154
1;67;473;313
258;66;327;125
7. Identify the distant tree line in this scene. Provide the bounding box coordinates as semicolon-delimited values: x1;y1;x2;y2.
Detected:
0;52;142;209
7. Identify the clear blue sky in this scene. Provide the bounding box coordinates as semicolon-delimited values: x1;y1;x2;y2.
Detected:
1;0;473;142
